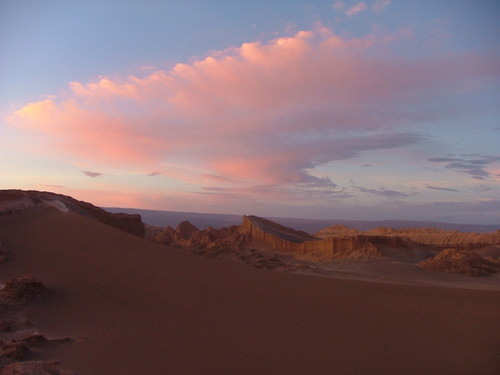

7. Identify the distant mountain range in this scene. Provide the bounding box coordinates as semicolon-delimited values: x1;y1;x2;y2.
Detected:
104;207;499;233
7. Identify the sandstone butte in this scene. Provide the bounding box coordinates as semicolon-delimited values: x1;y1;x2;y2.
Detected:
0;190;145;238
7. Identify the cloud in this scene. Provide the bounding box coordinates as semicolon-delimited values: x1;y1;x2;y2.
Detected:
7;27;498;197
345;2;367;15
82;171;103;178
147;171;161;176
354;185;412;199
428;154;500;180
372;0;391;11
332;1;345;10
426;185;459;192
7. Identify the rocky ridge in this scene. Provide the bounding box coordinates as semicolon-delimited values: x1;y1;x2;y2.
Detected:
155;215;500;276
316;225;500;249
0;190;145;238
418;248;500;276
155;215;384;263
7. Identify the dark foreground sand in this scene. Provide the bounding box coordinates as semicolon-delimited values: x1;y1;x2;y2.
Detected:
1;210;499;375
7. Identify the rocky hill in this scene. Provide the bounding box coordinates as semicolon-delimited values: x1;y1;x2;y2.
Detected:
0;190;145;238
418;248;500;276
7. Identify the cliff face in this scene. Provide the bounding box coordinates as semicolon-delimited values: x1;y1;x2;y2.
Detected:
418;248;500;276
0;190;145;238
155;215;383;261
240;215;382;260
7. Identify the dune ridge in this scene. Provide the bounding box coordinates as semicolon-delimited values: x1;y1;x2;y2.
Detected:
1;208;499;374
0;190;145;238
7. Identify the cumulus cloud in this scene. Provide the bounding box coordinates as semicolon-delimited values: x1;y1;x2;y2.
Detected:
428;154;500;180
82;171;103;178
8;27;498;197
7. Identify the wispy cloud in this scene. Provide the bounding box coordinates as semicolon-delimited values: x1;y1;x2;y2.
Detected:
332;1;345;10
147;171;161;176
82;171;103;178
354;185;412;199
345;2;367;16
426;185;459;192
428;154;500;180
372;0;391;11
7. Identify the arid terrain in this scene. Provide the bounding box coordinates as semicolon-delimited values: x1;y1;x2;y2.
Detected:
1;190;499;374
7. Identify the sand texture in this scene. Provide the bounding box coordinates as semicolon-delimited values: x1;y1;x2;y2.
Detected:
0;208;499;374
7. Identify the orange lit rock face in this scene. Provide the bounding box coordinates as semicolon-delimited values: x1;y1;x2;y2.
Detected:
418;248;500;276
154;216;500;269
0;190;145;238
317;225;500;249
155;215;384;261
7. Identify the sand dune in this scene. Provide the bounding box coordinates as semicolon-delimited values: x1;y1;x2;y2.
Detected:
1;209;500;374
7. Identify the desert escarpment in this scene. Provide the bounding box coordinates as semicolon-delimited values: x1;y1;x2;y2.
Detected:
0;190;145;238
317;225;500;249
155;215;500;273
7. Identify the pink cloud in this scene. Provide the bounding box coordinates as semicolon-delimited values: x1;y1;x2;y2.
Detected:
345;2;367;15
7;28;499;194
373;0;391;11
332;1;345;11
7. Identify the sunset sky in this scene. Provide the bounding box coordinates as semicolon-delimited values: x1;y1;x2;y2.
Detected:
1;0;499;224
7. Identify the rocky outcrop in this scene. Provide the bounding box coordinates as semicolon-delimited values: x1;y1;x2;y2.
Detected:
240;216;382;260
0;190;145;238
418;248;500;276
155;215;383;261
317;225;500;249
0;275;46;304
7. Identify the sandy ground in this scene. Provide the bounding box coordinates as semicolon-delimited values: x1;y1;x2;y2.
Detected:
1;210;499;375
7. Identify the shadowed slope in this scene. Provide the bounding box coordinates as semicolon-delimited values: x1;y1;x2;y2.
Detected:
0;211;499;375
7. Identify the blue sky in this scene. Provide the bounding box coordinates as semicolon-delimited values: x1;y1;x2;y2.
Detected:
1;0;499;223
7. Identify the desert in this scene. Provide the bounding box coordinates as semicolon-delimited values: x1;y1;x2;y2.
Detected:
3;2;499;374
0;190;499;375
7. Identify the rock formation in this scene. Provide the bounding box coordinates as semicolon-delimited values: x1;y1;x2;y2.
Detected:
0;275;46;304
317;225;500;249
418;248;500;276
0;190;145;238
155;215;383;262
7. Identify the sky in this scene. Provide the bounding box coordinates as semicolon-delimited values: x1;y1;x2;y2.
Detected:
1;0;499;224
